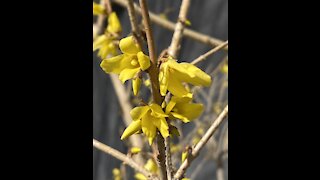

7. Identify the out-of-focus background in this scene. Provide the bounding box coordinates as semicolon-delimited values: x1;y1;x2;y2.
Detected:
93;0;228;179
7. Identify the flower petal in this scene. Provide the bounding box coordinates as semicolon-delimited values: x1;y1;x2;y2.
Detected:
141;112;157;145
152;117;169;138
93;35;108;51
137;51;150;71
167;74;192;98
171;112;190;123
120;120;142;140
93;2;105;15
100;54;125;74
159;63;169;96
130;106;150;121
150;103;168;118
144;159;158;173
107;12;122;33
132;78;142;96
178;63;212;86
119;36;141;55
119;68;140;83
175;103;204;121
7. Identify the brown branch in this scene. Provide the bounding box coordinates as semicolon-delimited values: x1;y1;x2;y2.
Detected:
93;139;158;180
126;0;144;48
139;1;167;179
165;137;173;180
191;41;228;65
173;105;228;180
104;0;113;15
167;0;191;58
112;0;227;50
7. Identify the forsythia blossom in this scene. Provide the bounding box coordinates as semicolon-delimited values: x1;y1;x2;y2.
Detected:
134;159;158;180
93;12;122;59
93;2;105;15
159;56;212;98
120;103;169;145
100;36;150;95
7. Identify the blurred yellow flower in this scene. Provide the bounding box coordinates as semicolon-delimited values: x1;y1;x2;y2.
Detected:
121;103;169;145
182;151;188;162
134;159;158;180
100;36;150;95
93;34;117;59
130;147;141;154
107;12;122;34
165;96;203;123
93;2;105;15
112;168;122;180
159;57;211;98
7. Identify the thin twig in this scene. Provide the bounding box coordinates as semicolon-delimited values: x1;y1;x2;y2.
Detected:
126;0;144;47
93;139;158;180
112;0;227;50
167;0;191;58
173;105;228;180
191;41;228;65
104;0;113;15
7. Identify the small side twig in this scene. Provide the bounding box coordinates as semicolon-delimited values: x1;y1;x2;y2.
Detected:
167;0;191;58
173;105;228;180
93;139;158;180
191;41;228;65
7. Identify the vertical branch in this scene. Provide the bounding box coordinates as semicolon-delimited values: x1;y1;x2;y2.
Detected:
104;0;113;15
167;0;191;58
139;0;162;104
165;137;173;180
126;0;144;47
139;0;167;180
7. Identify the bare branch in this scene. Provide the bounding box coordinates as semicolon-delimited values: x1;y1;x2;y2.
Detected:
139;0;167;179
168;0;191;58
112;0;227;50
93;139;158;180
173;105;228;180
191;41;228;65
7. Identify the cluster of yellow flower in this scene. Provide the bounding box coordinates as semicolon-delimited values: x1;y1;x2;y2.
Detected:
93;2;122;59
93;4;212;146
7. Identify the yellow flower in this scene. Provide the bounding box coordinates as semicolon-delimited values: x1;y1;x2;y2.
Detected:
159;57;211;98
134;159;157;180
221;62;228;74
93;34;117;59
121;103;169;145
93;2;105;15
107;12;122;34
181;151;188;162
100;36;150;95
112;168;122;180
130;147;141;154
165;96;203;123
132;77;142;96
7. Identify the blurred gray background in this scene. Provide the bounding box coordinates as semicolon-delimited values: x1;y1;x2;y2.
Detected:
93;0;228;179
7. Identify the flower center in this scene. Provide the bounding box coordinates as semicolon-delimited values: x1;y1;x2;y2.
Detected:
131;59;138;66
